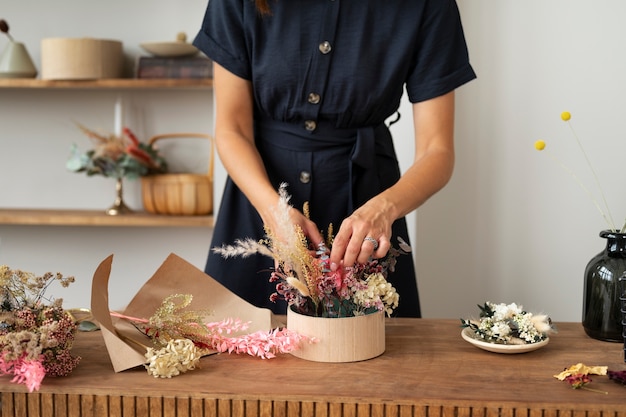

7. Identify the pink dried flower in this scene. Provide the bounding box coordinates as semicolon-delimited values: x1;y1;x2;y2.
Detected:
11;357;46;393
111;296;316;377
565;373;592;389
0;266;80;391
206;323;311;359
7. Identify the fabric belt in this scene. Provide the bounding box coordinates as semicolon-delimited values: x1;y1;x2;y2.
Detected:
255;119;394;211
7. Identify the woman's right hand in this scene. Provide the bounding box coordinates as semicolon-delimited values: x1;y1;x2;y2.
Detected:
261;204;324;252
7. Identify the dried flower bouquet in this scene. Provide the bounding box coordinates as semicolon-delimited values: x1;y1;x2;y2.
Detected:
0;266;80;392
214;183;408;318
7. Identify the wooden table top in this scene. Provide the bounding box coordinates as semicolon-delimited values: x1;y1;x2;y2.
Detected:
3;319;626;411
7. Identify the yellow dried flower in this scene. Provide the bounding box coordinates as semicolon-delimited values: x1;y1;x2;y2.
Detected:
561;111;571;121
554;363;607;380
534;140;546;151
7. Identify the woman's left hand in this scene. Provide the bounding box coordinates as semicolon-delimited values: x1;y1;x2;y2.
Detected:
329;91;457;270
328;199;394;269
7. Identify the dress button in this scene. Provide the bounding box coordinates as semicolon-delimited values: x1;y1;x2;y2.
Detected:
307;93;321;104
299;171;311;184
304;120;317;131
318;41;332;54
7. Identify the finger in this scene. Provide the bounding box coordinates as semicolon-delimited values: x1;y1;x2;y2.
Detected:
332;232;364;269
357;235;390;264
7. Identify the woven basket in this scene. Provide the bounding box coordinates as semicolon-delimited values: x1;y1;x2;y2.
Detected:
141;133;214;216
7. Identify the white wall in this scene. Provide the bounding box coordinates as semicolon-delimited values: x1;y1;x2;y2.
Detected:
416;0;626;321
2;1;623;321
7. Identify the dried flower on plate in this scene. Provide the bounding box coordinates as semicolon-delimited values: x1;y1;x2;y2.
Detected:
461;302;555;345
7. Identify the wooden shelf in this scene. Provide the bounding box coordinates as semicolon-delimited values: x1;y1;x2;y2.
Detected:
0;209;213;227
0;79;214;228
0;78;213;90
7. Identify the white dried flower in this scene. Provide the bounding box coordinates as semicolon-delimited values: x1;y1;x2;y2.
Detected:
285;276;310;296
462;302;556;345
145;338;202;378
352;272;399;316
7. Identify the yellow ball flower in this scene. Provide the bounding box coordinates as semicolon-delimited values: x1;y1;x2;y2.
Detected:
561;111;571;121
534;140;546;151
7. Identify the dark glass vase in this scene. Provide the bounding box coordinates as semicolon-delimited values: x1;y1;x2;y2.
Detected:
582;230;626;342
619;274;626;361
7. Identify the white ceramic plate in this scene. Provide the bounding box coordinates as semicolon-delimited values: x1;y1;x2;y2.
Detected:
140;42;199;58
461;327;549;354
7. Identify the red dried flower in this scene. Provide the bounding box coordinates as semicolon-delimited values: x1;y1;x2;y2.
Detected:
608;370;626;385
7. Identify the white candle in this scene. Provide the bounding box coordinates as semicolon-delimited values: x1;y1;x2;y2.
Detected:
114;96;123;137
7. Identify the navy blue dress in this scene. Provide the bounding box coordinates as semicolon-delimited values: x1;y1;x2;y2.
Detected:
193;0;476;317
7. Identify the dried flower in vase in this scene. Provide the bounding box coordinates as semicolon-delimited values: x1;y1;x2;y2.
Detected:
66;125;168;180
213;183;408;318
535;111;625;232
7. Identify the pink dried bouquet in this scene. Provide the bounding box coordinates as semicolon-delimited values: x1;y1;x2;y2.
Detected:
0;266;80;392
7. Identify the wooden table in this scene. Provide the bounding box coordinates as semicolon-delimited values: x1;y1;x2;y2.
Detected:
2;319;626;417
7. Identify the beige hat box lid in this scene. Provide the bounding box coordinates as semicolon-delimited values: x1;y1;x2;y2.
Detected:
41;38;123;80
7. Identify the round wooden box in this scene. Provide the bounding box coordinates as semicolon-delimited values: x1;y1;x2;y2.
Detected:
287;307;385;362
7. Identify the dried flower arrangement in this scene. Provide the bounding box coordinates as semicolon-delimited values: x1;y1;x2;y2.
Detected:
0;266;80;392
535;111;625;232
213;183;407;318
553;363;626;394
461;302;555;345
66;125;167;180
112;294;311;378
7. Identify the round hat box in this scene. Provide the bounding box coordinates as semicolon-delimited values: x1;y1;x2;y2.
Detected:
287;307;385;362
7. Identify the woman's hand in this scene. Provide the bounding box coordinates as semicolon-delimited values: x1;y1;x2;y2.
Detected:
329;91;457;269
329;198;394;269
262;205;325;252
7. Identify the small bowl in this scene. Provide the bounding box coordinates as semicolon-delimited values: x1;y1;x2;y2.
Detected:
140;41;199;58
461;327;549;354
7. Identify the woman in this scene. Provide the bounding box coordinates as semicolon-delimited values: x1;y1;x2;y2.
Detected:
193;0;476;317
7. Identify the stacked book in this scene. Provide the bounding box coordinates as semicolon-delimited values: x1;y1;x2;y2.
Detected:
136;56;213;79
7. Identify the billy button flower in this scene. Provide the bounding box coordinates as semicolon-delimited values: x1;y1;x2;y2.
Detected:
535;111;624;232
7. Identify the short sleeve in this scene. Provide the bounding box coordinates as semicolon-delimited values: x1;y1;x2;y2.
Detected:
192;0;252;80
405;0;476;103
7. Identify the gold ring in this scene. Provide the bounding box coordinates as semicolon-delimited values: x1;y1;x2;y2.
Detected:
364;236;379;250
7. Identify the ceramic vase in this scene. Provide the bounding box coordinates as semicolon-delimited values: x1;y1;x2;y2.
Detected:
287;306;385;362
0;41;37;78
582;230;626;342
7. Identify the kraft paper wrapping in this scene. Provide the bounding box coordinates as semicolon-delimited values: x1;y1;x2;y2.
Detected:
90;253;278;372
